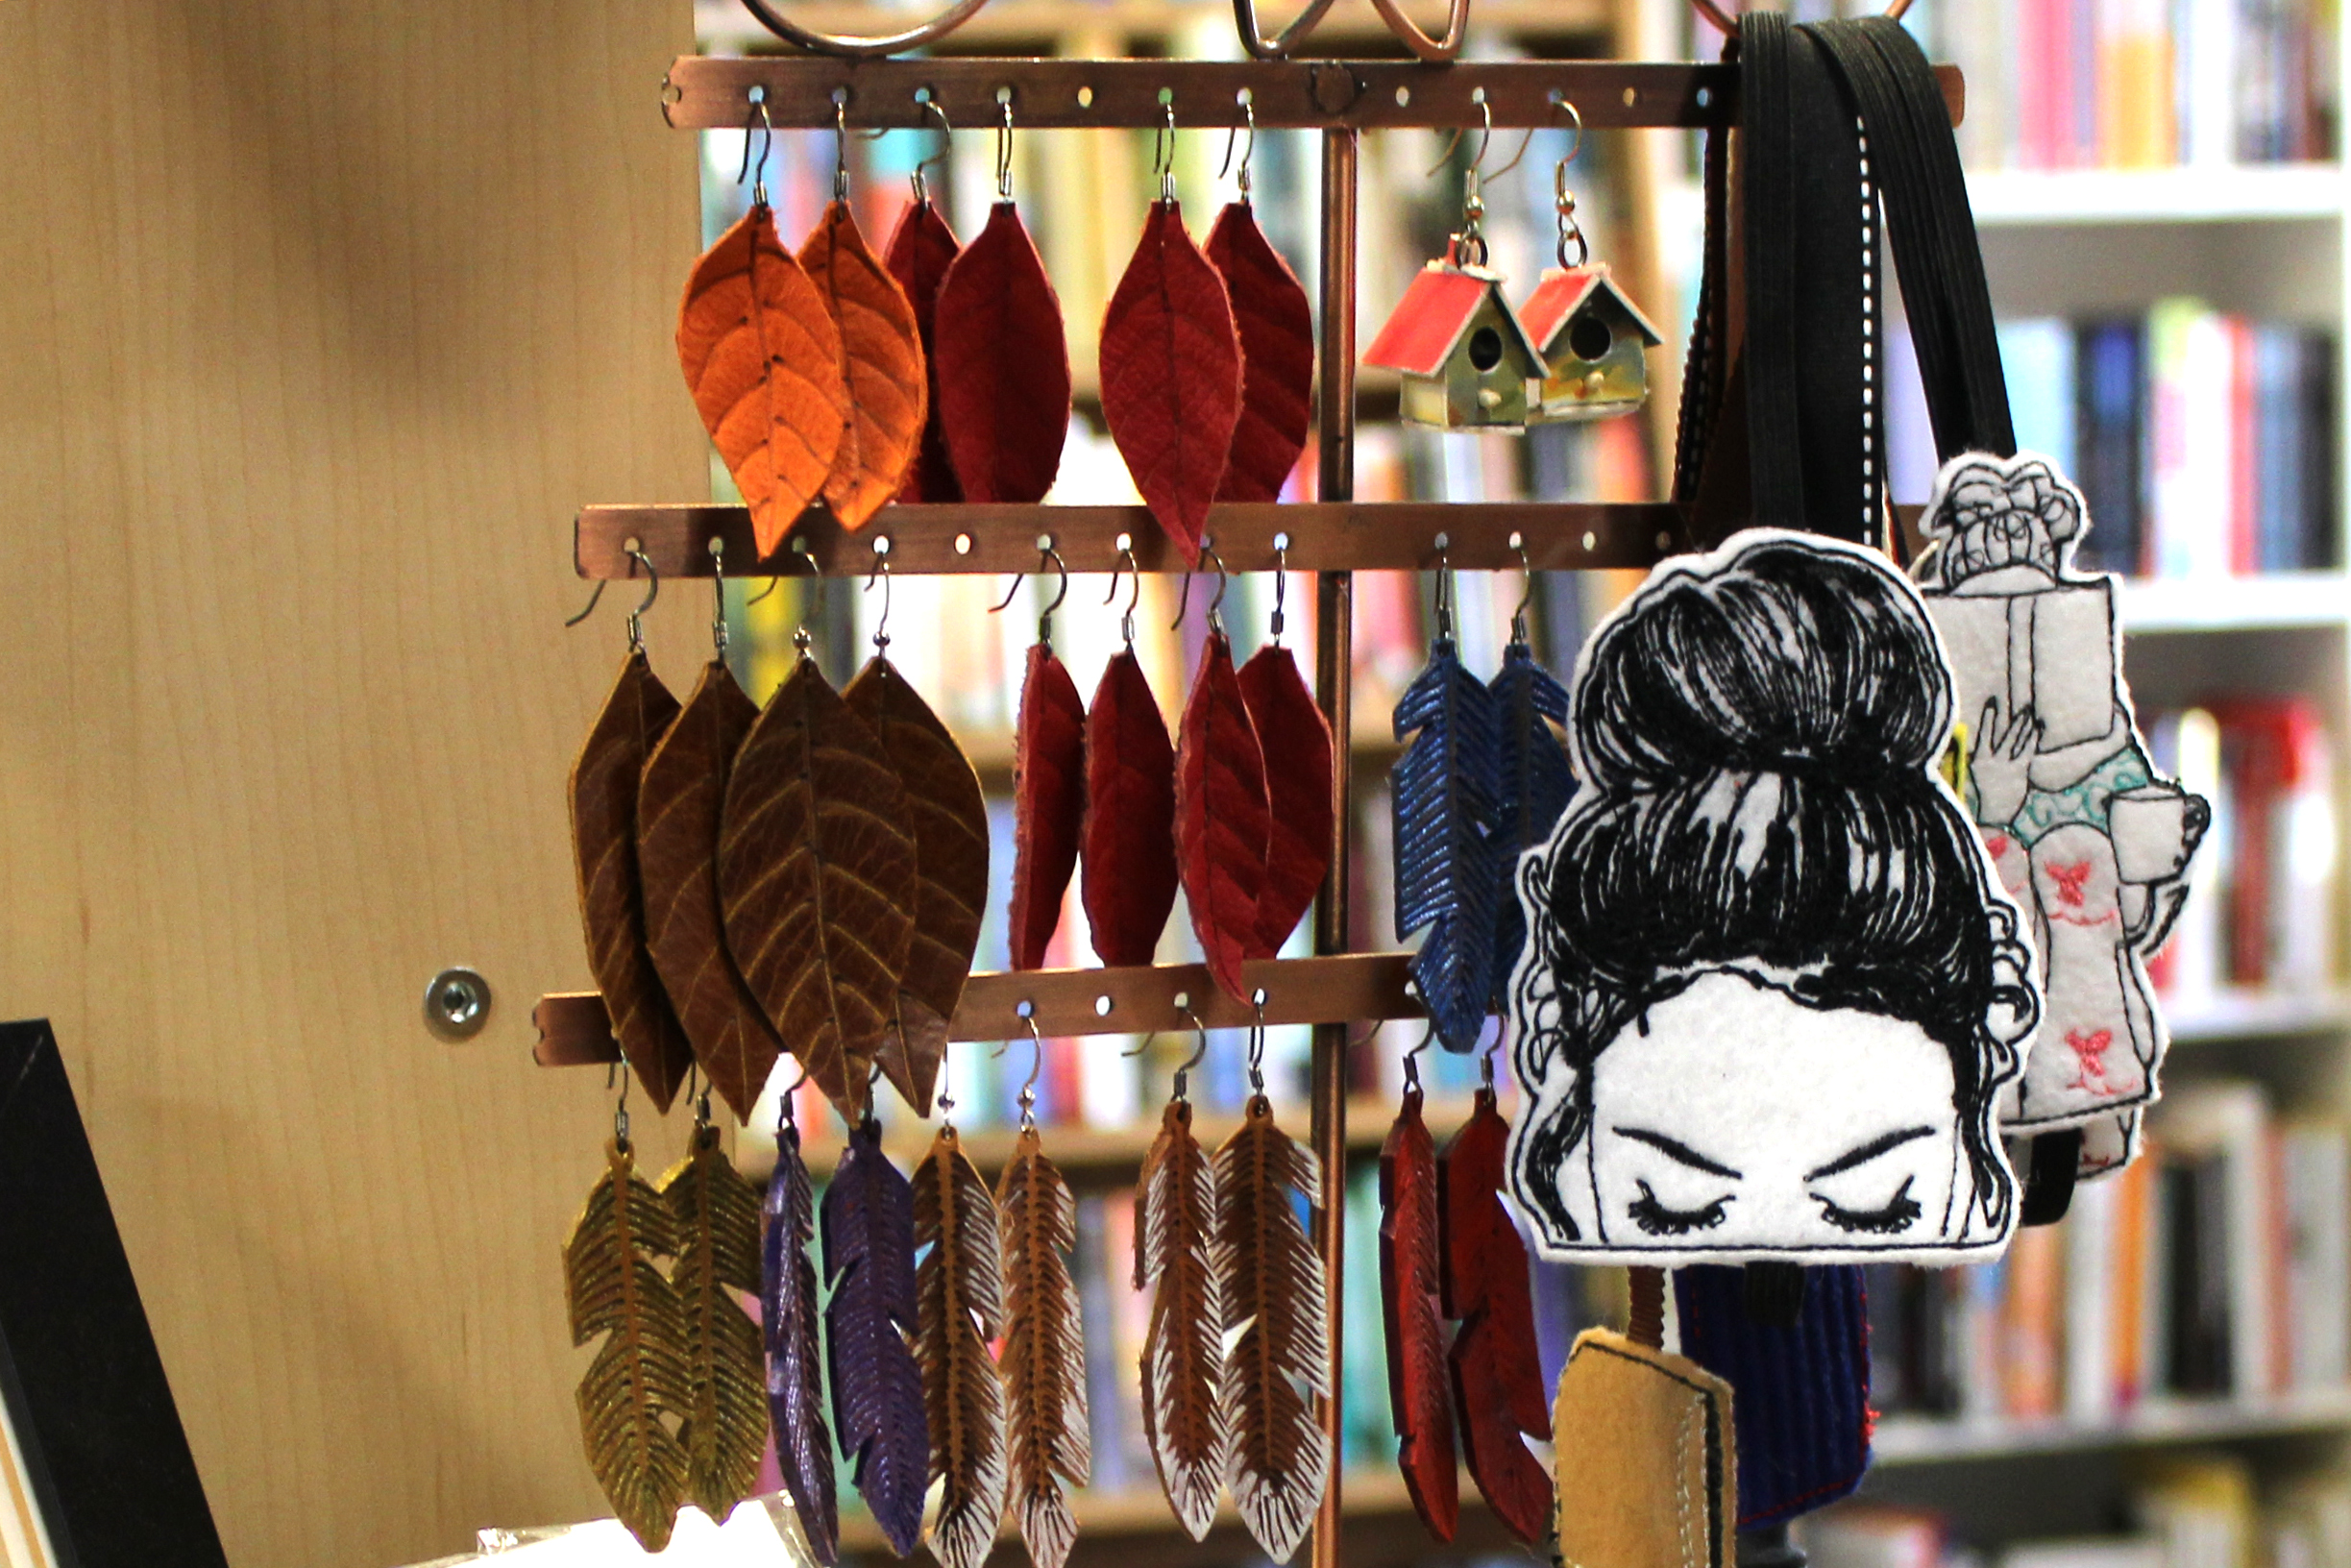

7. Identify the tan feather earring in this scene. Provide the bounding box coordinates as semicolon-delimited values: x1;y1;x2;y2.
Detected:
913;1049;1009;1568
564;1068;692;1554
1214;1005;1331;1564
659;1079;770;1526
1134;1001;1228;1540
996;1009;1090;1568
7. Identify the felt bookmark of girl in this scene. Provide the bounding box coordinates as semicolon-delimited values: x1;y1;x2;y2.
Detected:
675;106;850;556
1390;542;1503;1051
996;1013;1092;1568
1001;544;1087;974
932;98;1070;504
843;545;991;1116
1173;551;1270;1002
1082;543;1179;968
1100;106;1241;564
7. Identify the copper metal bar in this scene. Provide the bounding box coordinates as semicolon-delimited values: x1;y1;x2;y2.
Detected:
663;56;1962;132
1308;125;1359;1568
576;501;1690;580
531;952;1424;1067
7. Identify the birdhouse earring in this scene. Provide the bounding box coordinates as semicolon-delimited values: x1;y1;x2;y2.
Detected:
1521;114;1662;424
1363;98;1546;430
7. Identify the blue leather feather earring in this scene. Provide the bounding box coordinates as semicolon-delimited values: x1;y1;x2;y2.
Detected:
1390;543;1503;1052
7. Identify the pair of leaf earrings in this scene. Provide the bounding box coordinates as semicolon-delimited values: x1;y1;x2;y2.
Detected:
1379;1040;1555;1546
1004;548;1332;1002
1098;108;1317;562
1390;550;1576;1051
1138;1013;1331;1561
681;99;1072;555
764;1033;1090;1568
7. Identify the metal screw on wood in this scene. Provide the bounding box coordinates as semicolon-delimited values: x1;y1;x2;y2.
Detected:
424;968;494;1041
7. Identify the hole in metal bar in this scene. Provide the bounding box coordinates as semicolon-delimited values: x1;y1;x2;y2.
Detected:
954;532;973;555
1581;530;1598;551
1656;530;1673;551
1094;994;1114;1017
1622;86;1637;108
1077;85;1093;108
1157;86;1173;105
995;86;1013;105
1395;86;1411;107
1696;86;1713;109
1470;86;1486;104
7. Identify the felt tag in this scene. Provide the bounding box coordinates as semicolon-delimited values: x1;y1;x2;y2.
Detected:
1504;529;2042;1265
1914;452;2209;1162
1672;1264;1872;1530
1552;1329;1736;1568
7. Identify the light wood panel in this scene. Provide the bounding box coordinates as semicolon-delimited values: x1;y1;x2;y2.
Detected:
0;4;708;1565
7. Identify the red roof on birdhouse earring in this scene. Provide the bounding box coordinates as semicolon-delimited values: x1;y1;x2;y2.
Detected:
1363;244;1545;429
1519;264;1662;424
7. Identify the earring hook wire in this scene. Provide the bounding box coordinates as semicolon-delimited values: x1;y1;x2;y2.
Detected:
1106;536;1141;647
911;91;951;205
864;538;894;649
994;95;1015;201
737;87;774;207
1217;92;1257;199
709;537;730;655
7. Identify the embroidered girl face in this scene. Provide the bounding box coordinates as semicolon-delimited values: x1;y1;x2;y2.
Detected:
1572;971;1966;1252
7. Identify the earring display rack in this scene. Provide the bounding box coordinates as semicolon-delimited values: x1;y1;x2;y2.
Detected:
541;53;1965;1568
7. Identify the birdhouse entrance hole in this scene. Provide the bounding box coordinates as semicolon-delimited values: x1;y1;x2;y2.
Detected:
1468;326;1505;371
1567;314;1613;362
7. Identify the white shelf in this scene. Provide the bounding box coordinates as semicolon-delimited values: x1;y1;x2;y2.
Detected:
1873;1386;2351;1465
1969;164;2347;226
2167;988;2351;1043
2119;572;2351;632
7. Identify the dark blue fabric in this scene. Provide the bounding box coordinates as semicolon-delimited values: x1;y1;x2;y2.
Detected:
1674;1265;1873;1529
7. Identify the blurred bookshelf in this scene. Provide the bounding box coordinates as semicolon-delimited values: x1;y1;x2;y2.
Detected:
676;0;2351;1562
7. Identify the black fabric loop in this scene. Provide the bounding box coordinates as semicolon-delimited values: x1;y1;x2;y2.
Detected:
1806;17;2016;461
1736;13;1873;542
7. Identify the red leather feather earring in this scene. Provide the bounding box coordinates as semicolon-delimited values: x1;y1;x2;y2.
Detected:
1002;545;1087;971
1235;548;1332;959
1172;551;1269;1003
1082;544;1180;968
